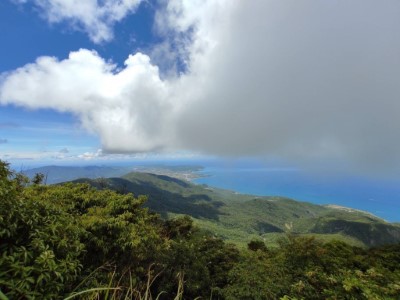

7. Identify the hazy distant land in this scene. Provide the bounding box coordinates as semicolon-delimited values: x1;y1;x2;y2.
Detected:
22;164;206;184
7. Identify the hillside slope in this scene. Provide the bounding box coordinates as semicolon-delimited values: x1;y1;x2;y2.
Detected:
73;172;400;247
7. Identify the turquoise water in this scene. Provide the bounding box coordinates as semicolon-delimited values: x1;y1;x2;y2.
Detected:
193;165;400;222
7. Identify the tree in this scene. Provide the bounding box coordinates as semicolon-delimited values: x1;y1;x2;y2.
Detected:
248;239;268;252
32;172;45;185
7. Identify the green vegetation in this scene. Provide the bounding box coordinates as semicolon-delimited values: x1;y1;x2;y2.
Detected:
75;172;400;248
2;161;400;299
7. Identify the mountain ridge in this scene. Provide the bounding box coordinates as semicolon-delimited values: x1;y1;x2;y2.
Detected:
70;171;400;247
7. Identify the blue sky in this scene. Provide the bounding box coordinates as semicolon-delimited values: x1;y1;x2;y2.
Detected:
0;0;162;165
0;0;157;70
1;0;400;178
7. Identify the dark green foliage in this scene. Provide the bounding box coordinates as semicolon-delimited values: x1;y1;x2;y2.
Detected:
0;163;84;299
222;236;400;299
158;216;240;298
163;215;195;239
163;220;239;299
32;172;45;185
247;239;268;252
0;162;166;298
1;160;400;299
223;251;284;299
312;218;400;246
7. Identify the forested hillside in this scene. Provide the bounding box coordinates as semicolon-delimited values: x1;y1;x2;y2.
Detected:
75;172;400;248
1;161;400;299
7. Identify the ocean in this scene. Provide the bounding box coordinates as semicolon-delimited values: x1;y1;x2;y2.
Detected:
193;161;400;222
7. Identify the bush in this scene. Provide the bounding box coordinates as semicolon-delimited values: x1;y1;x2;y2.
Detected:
0;162;84;299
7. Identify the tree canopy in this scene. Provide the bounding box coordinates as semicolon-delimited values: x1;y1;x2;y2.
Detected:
1;160;400;299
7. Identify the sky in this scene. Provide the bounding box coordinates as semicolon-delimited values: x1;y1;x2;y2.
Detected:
1;0;400;178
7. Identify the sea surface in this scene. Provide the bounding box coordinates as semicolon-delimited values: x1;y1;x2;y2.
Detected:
193;161;400;223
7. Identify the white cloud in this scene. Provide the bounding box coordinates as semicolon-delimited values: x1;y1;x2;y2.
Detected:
78;149;103;160
2;0;400;175
0;49;174;152
12;0;143;43
1;148;198;163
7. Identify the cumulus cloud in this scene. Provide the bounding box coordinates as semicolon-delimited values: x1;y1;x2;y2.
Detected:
2;0;400;174
12;0;143;43
0;49;174;152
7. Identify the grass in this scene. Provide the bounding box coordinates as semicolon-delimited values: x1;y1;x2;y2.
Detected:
65;265;186;300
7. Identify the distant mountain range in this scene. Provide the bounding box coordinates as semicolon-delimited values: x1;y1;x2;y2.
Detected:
22;164;203;184
22;165;132;184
